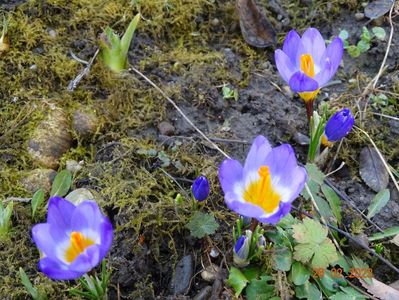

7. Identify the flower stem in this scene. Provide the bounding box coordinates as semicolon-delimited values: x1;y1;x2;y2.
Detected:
305;101;314;121
249;219;259;232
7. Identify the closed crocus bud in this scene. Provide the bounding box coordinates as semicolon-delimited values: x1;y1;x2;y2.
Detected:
257;235;266;249
322;108;354;147
233;230;252;267
191;176;210;202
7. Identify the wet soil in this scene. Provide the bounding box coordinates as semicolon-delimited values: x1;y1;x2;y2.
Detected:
0;0;398;299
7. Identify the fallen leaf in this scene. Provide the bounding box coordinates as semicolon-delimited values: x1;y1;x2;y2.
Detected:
367;189;390;218
364;0;394;20
236;0;276;48
391;234;399;247
360;278;399;300
359;147;389;192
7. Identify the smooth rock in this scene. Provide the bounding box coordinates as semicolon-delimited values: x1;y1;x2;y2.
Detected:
28;109;72;169
72;109;99;137
21;168;56;193
158;121;175;136
172;255;193;295
355;12;365;21
201;264;220;283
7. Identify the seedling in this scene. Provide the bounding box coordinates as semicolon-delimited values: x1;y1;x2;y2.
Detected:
222;85;239;101
0;201;13;239
99;14;141;73
339;26;386;58
0;15;10;52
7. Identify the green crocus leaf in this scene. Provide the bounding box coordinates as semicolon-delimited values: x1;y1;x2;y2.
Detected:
369;226;399;241
227;267;249;297
321;184;342;224
367;188;390;218
185;211;219;238
31;189;45;218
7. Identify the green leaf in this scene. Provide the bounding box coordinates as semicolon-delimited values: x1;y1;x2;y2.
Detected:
50;170;72;197
313;195;335;223
338;30;349;40
120;14;140;57
31;189;45;218
369;226;399;241
321;184;342;224
319;270;340;292
351;256;372;285
290;261;310;285
305;163;325;185
347;45;361;58
273;247;292;271
372;26;386;40
357;40;370;53
292;218;338;269
185;211;219;238
295;281;322;300
330;286;366;300
360;26;371;43
367;189;390;218
246;275;275;300
293;218;328;244
227;267;249;297
301;179;319;200
19;267;47;300
277;213;297;228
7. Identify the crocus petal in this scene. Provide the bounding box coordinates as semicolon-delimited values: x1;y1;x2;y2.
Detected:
192;176;210;201
38;257;83;280
69;245;101;273
301;28;326;65
258;202;292;224
47;196;76;230
226;199;266;220
315;37;343;87
282;29;305;67
275;49;297;83
325;108;354;141
32;224;68;260
71;201;104;240
98;218;113;259
289;71;319;92
219;159;243;193
263;144;307;203
243;135;272;175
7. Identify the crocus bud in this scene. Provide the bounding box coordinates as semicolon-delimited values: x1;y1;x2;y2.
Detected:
257;235;266;249
322;108;354;147
191;176;210;202
233;230;252;267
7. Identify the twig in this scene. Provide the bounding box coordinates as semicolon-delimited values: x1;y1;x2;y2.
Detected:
372;112;399;122
67;48;99;91
292;206;399;275
324;178;384;232
129;66;230;159
5;197;31;202
355;126;399;194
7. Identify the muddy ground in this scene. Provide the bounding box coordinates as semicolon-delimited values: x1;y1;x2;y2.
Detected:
0;0;398;299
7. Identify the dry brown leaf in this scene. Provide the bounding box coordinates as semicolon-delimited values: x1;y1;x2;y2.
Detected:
359;146;389;192
236;0;276;48
361;278;399;300
390;234;399;247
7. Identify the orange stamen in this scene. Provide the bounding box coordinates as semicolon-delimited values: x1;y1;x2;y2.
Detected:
300;54;315;78
243;166;281;214
64;232;95;263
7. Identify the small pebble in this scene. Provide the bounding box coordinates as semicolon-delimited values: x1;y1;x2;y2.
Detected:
211;18;220;27
158;121;175;136
210;248;219;258
355;12;365;21
201;264;220;283
48;29;57;38
66;159;83;173
21;168;56;193
72;109;99;137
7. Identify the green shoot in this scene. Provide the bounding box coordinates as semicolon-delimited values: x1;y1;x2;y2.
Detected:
69;260;111;300
307;111;326;162
222;85;239;101
0;200;13;240
0;15;9;51
19;268;47;300
99;14;141;73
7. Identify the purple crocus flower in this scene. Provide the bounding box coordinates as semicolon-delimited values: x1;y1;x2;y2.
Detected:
275;28;343;103
192;176;210;202
218;135;307;225
32;196;113;280
322;108;354;146
233;230;252;267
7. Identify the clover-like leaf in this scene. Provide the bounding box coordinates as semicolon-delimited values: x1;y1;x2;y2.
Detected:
292;218;338;269
185;211;219;238
227;267;249;297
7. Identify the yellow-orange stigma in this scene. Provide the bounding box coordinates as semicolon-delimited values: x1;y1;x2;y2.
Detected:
300;54;315;78
64;232;95;263
243;166;281;214
321;135;334;148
